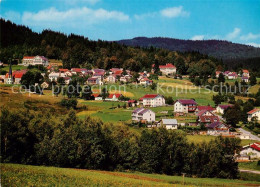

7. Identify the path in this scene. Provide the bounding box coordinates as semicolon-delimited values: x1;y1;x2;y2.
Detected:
238;128;260;141
239;169;260;175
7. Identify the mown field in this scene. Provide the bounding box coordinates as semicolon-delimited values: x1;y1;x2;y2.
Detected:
239;162;260;171
1;163;260;187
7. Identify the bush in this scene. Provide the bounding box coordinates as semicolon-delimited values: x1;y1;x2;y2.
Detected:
60;98;78;109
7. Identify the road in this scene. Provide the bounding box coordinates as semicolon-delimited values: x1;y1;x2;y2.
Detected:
239;169;260;175
238;128;260;141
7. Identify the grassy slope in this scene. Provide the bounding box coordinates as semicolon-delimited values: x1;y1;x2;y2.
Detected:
0;65;27;71
2;163;260;187
239;162;260;171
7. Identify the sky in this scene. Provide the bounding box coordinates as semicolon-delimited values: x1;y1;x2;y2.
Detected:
1;0;260;47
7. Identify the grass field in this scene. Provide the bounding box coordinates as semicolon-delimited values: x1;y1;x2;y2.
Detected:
0;65;27;71
239;162;260;171
2;163;260;187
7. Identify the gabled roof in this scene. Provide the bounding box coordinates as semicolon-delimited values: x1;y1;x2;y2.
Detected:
207;122;228;129
162;119;177;125
218;104;232;110
177;99;197;105
199;115;219;123
128;99;136;103
108;94;122;99
23;56;34;59
159;63;176;69
132;108;154;115
247;108;260;114
197;106;214;112
250;142;260;151
88;77;98;81
92;93;100;98
197;110;216;117
142;94;162;99
243;69;249;73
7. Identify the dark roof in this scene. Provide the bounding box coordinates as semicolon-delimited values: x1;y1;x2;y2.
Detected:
177;99;197;105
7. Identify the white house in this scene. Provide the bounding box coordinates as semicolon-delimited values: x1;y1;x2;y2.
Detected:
242;69;250;77
247;108;260;122
22;56;49;66
105;94;122;101
106;74;117;83
242;76;249;83
87;77;100;85
159;119;178;130
139;78;153;86
227;72;238;79
141;94;165;107
174;99;197;114
216;104;232;114
156;63;176;75
132;108;155;122
206;122;230;135
48;72;65;82
240;142;260;159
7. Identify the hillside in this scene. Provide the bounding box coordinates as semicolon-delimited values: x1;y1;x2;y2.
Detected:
2;164;260;186
117;37;260;60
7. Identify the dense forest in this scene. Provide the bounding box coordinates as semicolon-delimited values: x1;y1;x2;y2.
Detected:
1;19;223;74
117;37;260;60
1;108;241;179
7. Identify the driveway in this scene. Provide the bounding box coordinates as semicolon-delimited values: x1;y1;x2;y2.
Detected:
239;169;260;175
238;128;260;141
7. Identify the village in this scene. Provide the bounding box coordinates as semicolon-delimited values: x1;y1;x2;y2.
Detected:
1;55;259;162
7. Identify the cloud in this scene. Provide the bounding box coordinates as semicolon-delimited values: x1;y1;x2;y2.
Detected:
64;0;100;5
240;32;260;41
246;43;260;48
134;12;157;20
160;6;190;18
191;35;204;40
226;28;241;40
4;11;21;22
21;7;129;27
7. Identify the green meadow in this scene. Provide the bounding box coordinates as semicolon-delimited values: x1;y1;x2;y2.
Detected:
2;163;260;187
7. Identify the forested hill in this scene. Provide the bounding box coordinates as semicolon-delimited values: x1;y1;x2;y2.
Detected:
117;37;260;60
1;18;259;72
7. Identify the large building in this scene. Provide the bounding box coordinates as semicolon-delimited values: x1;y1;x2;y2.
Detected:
159;63;176;75
132;108;155;122
174;99;197;114
140;94;165;107
22;56;49;66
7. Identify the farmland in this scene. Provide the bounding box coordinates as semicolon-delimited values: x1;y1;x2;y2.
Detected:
2;163;260;187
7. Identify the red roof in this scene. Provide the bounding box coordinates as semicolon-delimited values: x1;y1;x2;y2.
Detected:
23;56;34;59
114;70;123;75
108;94;122;98
199;116;219;123
250;143;260;151
247;108;260;114
14;73;24;78
197;106;214;112
243;69;249;73
59;69;69;72
142;94;161;99
159;63;176;69
128;99;136;103
218;104;232;110
92;93;100;98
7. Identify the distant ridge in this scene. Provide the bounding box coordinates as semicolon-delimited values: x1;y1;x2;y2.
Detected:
117;37;260;60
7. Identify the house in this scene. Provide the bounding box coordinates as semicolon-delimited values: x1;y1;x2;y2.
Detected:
247;108;260;122
227;72;238;79
195;105;215;114
4;69;27;84
206;122;230;135
242;69;250;77
242;76;249;83
140;78;153;86
87;77;100;85
152;63;176;75
132;108;155;123
197;110;219;125
48;72;65;82
106;73;117;83
93;69;105;76
216;104;232;114
128;100;138;107
22;56;49;66
141;94;165;107
64;77;71;85
92;93;102;100
105;94;122;101
159;119;178;130
240;142;260;159
120;75;131;83
174;99;197;114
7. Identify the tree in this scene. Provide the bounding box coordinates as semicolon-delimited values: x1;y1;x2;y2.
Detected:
57;77;65;85
218;73;225;83
81;85;93;100
223;104;242;127
249;73;257;86
194;77;201;86
100;88;109;101
165;96;174;105
150;82;157;90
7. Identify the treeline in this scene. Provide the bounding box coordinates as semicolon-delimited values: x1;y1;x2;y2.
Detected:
1;19;221;75
1;108;241;179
